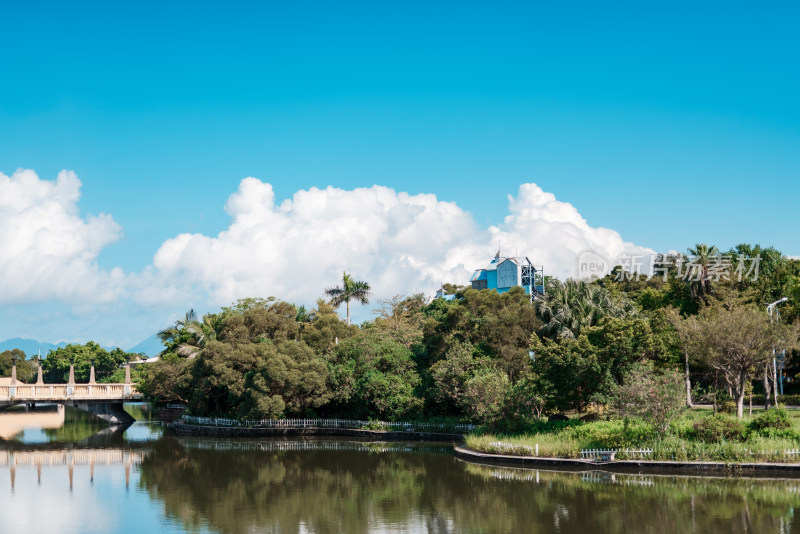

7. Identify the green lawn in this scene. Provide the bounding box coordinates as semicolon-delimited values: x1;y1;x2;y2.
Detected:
465;407;800;463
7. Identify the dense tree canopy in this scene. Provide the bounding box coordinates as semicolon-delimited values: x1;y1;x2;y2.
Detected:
0;349;35;382
42;342;139;383
137;243;800;425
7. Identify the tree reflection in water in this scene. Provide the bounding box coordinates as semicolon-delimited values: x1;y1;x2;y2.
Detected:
137;437;798;534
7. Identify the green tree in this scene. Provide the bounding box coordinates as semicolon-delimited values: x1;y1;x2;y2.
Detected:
461;367;510;425
614;362;686;436
221;301;300;345
422;286;540;380
241;340;332;417
680;305;798;418
42;342;133;383
503;372;548;424
325;272;371;325
138;358;194;404
685;243;719;303
301;299;360;353
586;316;658;383
429;341;486;414
157;309;206;358
535;279;635;340
186;339;331;418
326;333;422;420
530;334;604;413
373;293;427;348
0;349;35;382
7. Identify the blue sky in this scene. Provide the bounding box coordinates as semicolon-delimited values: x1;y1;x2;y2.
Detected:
1;1;798;349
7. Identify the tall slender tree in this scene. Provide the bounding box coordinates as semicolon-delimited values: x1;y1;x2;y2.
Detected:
325;272;371;325
686;243;719;303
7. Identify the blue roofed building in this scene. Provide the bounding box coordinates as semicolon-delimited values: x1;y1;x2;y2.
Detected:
470;251;544;296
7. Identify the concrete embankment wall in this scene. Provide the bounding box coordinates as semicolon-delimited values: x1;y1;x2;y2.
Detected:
454;446;800;476
171;423;462;442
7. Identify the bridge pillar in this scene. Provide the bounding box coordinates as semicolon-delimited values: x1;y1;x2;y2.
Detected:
67;358;75;396
124;359;131;395
89;359;96;385
36;359;43;385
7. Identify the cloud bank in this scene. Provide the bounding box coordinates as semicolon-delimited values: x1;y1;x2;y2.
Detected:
0;169;124;305
143;178;647;307
0;170;649;345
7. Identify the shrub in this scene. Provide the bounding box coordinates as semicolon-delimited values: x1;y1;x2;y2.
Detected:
692;415;745;442
614;363;686;436
718;400;737;415
751;427;800;440
748;407;792;434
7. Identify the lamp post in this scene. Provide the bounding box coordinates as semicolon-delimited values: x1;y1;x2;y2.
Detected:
767;297;789;405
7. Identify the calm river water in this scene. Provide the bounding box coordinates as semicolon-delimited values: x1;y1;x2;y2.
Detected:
0;405;798;534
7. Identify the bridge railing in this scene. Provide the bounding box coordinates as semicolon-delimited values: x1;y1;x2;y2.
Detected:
0;384;141;401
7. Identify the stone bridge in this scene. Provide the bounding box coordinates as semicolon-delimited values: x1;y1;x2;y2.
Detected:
0;359;143;424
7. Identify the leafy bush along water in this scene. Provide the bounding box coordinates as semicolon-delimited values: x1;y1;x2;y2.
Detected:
692;414;746;442
748;407;791;433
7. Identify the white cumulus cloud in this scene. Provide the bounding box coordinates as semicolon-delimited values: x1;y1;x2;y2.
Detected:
0;169;124;305
489;183;655;279
140;178;650;310
0;171;655;345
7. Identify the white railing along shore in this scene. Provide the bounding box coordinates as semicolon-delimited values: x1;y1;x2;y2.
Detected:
180;415;475;433
581;448;653;460
580;448;800;460
181;440;449;454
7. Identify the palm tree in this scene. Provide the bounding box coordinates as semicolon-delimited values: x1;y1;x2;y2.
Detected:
535;279;635;339
324;272;371;325
157;309;215;359
686;243;719;303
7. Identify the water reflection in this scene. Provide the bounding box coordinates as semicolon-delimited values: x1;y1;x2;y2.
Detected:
134;438;798;534
0;404;67;441
0;411;797;534
3;404;121;444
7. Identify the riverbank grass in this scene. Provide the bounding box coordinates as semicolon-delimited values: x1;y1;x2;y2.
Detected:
465;407;800;463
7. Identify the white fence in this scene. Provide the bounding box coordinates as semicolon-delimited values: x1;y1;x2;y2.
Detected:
581;448;800;461
181;416;475;433
181;440;449;454
581;448;653;460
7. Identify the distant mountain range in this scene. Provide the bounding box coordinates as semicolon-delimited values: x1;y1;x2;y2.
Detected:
0;335;164;358
0;338;68;357
127;335;163;357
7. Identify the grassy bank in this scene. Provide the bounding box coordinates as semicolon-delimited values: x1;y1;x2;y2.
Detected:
465;407;800;463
